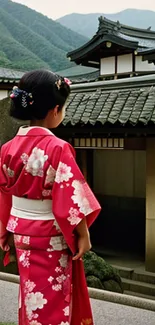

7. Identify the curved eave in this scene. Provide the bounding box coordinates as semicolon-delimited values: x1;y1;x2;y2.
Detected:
138;48;155;55
67;34;138;62
99;17;155;39
137;48;155;63
67;34;100;58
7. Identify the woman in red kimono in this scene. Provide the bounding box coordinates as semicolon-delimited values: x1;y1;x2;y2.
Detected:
0;70;101;325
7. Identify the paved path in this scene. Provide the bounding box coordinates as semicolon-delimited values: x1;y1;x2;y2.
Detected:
0;280;155;325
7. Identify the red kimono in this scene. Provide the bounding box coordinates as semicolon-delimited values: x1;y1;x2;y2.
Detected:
0;126;101;325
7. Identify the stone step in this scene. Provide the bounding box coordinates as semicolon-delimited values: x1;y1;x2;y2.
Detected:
124;290;155;301
112;264;155;285
132;270;155;285
112;264;134;279
122;278;155;297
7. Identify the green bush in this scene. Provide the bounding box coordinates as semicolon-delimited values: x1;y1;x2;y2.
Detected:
83;251;123;293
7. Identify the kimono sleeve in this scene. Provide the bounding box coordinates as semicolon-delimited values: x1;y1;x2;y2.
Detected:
0;151;12;252
0;191;12;251
52;142;101;254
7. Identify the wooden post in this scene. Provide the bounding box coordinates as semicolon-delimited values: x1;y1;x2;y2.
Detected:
146;138;155;272
81;149;87;180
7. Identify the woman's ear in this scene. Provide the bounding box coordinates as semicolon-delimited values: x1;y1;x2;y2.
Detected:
53;105;59;117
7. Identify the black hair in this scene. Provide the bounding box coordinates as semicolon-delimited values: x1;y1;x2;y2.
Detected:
10;69;71;120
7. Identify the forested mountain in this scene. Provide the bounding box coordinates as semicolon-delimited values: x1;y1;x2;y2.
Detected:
0;0;88;71
57;9;155;38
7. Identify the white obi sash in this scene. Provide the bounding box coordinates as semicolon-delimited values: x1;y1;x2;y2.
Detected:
11;196;55;220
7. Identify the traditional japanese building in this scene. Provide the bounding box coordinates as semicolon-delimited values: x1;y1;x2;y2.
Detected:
67;16;155;80
55;18;155;273
0;67;24;100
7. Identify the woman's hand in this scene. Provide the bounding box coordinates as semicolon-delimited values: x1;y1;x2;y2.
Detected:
73;218;92;260
72;233;92;260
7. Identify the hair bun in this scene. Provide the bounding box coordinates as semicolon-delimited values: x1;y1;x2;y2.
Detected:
9;70;71;121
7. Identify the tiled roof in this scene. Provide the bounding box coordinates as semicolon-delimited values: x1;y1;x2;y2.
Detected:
56;66;99;83
69;70;99;83
0;66;99;85
56;66;98;77
67;17;155;64
64;74;155;126
0;67;24;83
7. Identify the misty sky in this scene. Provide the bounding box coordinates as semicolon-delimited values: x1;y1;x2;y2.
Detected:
12;0;155;20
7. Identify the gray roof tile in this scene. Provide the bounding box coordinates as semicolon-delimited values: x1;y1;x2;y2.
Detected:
0;67;24;82
64;84;155;126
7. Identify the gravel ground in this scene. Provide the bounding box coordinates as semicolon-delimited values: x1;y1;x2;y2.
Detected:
0;280;155;325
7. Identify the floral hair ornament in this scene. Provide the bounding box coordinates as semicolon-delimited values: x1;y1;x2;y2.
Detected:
10;86;34;107
64;77;72;86
10;86;19;99
55;77;72;90
55;79;62;90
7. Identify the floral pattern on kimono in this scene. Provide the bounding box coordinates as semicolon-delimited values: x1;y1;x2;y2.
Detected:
21;147;48;177
52;142;101;254
45;165;56;186
24;279;47;321
3;164;14;177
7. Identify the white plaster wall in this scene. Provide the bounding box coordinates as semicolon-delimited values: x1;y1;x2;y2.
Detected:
136;56;155;72
117;54;132;74
0;90;8;100
100;57;115;75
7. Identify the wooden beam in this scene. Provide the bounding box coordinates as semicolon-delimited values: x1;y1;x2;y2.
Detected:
124;138;146;150
53;126;155;137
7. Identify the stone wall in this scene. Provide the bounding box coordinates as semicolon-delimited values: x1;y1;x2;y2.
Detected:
0;97;24;145
0;97;24;273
